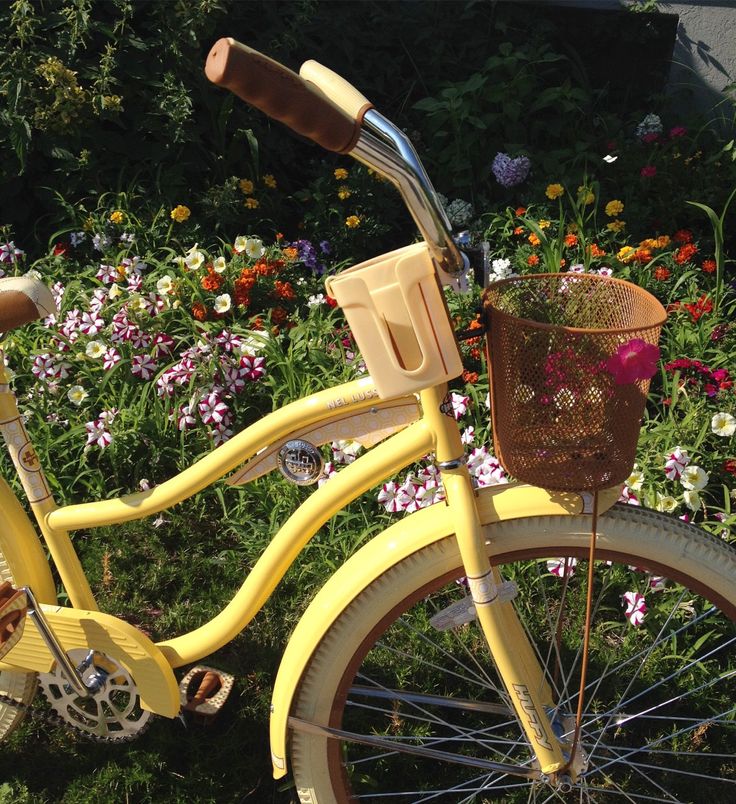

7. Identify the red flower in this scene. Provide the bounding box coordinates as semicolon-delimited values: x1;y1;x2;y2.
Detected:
605;339;660;385
640;165;657;178
674;243;698;265
723;459;736;477
53;242;70;257
515;206;527;217
654;266;671;281
683;294;712;323
702;259;717;274
673;229;693;244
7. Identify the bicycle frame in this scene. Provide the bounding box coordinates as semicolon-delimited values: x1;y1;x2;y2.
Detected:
0;350;622;778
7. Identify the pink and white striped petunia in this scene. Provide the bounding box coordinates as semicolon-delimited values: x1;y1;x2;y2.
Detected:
618;486;640;506
85;419;112;449
318;461;337;487
415;479;445;509
547;557;578;578
177;404;197;431
198;393;230;426
397;479;420;513
131;354;158;381
222;365;246;395
96;263;118;284
664;446;690;481
79;311;105;336
211;423;233;446
103;347;122;371
152;332;175;358
622;591;647;626
377;481;403;512
450;392;470;420
239;355;266;381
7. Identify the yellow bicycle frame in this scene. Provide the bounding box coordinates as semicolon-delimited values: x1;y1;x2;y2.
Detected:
0;358;618;778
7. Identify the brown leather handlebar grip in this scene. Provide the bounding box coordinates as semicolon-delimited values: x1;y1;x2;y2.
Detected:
205;37;361;154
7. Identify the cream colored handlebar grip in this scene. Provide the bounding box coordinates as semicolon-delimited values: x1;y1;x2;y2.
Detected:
299;60;373;124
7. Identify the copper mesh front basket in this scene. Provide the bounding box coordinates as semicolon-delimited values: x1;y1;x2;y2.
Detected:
483;273;666;491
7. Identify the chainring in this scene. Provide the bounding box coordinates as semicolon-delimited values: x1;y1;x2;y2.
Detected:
38;648;152;742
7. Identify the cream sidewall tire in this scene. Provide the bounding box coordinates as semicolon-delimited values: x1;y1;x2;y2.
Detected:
290;505;736;803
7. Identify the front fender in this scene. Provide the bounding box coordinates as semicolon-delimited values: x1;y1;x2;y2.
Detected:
269;482;619;777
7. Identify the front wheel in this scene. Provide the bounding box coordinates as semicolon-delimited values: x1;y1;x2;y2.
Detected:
291;505;736;802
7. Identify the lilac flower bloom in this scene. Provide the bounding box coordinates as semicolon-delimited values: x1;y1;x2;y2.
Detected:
319;240;331;255
491;153;531;188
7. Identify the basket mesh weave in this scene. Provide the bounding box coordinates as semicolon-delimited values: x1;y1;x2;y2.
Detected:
483;273;666;491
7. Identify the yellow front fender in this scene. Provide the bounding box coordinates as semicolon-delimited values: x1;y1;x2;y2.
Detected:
269;482;619;777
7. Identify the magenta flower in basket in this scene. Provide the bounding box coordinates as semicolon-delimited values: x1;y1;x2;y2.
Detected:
605;339;660;385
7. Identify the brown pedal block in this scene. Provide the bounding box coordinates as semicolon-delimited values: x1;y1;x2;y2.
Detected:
179;664;235;725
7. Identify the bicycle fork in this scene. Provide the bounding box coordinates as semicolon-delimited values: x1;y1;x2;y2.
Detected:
425;388;570;780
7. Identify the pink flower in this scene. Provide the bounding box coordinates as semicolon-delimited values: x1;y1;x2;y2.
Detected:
131;354;158;381
640;165;657;178
450;392;470;420
239;355;266;381
622;591;647;626
152;332;175;358
177;404;196;431
79;312;104;336
664;446;690;480
669;125;687;138
198;393;229;426
547;557;577;578
103;347;121;371
377;481;402;513
85;419;112;449
605;339;660;385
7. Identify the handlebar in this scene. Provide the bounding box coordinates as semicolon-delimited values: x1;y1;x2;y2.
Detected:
205;38;466;279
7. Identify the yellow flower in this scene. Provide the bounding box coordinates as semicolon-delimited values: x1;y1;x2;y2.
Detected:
263;174;277;189
239;178;254;194
528;233;541;246
577;186;595;205
605;199;624;217
639;238;658;249
334;168;349;180
538;219;551;230
109;210;124;224
338;185;352;200
244;197;259;209
656;235;671;248
607;220;626;233
345;215;361;229
170;205;191;223
83;216;95;231
545;183;564;200
617;245;635;262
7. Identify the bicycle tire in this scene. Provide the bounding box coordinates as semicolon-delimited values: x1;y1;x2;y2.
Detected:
0;545;36;740
291;504;736;802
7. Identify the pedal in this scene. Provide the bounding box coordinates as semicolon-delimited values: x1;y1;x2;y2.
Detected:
179;665;235;726
430;582;518;631
0;582;27;661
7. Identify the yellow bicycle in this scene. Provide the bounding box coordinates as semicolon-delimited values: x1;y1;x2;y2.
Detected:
0;37;734;802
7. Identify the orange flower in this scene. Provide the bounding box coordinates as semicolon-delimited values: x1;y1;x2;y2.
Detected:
282;247;298;260
527;254;540;267
515;206;527;216
200;265;224;292
528;233;541;247
632;248;653;264
564;233;579;248
469;347;481;360
191;302;207;321
674;243;698;265
462;370;479;384
514;226;525;236
271;306;288;325
702;259;717;274
274;280;295;301
589;243;606;258
654;266;671;281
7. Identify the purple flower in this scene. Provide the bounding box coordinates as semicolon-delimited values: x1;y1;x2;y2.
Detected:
491;153;531;189
319;240;331;255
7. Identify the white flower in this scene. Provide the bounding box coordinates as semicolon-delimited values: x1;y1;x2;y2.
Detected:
244;237;265;259
233;235;248;254
490;257;513;282
213;256;227;273
239;331;269;355
625;465;644;491
683;490;701;512
307;293;326;307
156;274;174;294
680;465;708;491
214;293;232;314
332;439;362;464
185;246;205;271
711;412;736;437
67;385;88;406
172;255;186;269
70;232;86;246
603;154;618;163
635;113;663;140
85;340;106;359
450;392;469;420
655;494;678;514
460;426;475;445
